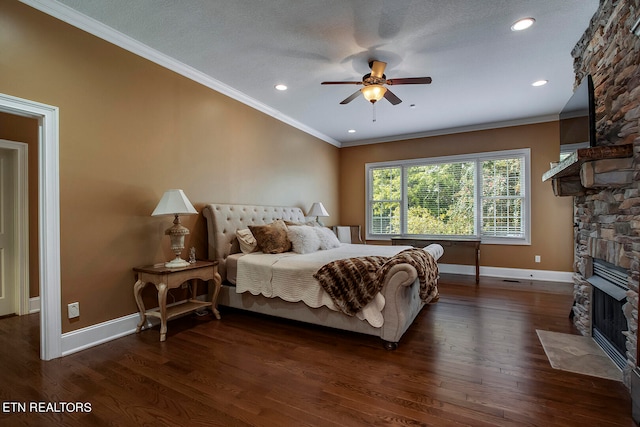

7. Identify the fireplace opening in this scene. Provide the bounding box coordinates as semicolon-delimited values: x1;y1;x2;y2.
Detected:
589;259;630;370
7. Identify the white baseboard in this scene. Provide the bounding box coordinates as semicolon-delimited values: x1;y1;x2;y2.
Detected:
438;263;573;283
61;312;155;356
60;297;207;356
29;297;40;314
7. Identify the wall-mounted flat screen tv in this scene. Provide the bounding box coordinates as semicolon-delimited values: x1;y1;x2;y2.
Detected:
559;74;596;154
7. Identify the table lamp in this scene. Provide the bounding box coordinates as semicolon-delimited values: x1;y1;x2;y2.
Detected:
152;189;198;268
308;202;329;226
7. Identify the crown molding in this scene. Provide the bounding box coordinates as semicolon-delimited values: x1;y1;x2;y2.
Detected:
340;114;559;148
19;0;342;148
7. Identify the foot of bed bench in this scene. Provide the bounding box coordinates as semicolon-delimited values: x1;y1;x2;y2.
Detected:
383;341;398;351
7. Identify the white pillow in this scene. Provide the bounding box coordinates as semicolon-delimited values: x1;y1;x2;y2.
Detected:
315;227;342;250
236;228;258;254
287;225;321;254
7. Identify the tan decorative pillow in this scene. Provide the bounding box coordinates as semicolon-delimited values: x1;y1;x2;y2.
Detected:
249;220;292;254
236;228;258;254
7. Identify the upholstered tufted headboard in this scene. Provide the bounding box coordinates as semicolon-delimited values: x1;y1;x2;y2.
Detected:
202;203;306;281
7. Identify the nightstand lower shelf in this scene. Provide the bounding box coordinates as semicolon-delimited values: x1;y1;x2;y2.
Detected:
143;299;212;322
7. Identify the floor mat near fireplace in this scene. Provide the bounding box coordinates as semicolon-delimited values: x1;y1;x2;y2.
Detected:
536;330;621;382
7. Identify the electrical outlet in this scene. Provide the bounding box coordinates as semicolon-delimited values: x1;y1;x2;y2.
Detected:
535;255;541;263
68;302;80;319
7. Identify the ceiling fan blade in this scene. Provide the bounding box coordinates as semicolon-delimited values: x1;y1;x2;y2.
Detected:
340;90;362;105
386;77;432;85
370;61;387;78
384;89;402;105
321;81;363;85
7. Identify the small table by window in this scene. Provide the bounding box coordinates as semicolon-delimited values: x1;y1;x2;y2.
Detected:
392;238;481;284
133;260;221;341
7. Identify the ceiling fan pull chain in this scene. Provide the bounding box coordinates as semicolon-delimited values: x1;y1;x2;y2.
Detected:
372;103;377;123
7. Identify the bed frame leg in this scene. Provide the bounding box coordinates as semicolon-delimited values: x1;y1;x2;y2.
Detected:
383;341;398;351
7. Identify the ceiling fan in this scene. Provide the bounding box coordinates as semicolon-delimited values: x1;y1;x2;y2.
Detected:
321;60;432;105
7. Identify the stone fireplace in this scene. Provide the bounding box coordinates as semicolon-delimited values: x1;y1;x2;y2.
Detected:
545;0;640;390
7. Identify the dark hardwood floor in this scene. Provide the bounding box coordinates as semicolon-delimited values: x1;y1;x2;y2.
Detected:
0;274;635;426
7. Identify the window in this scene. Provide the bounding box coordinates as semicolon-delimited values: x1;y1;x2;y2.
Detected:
480;157;525;238
366;149;530;244
370;167;401;234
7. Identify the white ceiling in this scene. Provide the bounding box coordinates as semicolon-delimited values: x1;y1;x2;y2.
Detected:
26;0;599;147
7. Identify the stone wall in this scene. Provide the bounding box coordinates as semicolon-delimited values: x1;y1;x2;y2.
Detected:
571;0;640;389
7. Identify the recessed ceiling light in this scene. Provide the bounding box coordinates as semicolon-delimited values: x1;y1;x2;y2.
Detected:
348;129;356;133
274;84;288;91
531;80;548;87
511;18;535;31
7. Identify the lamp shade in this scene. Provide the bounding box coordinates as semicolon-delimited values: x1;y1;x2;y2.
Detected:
307;202;329;217
151;189;197;216
361;85;387;103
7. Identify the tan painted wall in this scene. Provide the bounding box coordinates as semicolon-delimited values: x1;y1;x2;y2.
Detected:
338;122;574;272
0;1;339;332
0;113;39;298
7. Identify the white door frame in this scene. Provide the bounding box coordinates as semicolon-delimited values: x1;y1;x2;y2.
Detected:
0;140;29;316
0;93;61;361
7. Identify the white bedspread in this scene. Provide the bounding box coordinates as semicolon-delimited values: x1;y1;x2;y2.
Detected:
236;243;443;327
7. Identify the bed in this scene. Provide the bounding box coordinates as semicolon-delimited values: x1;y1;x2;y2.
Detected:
203;203;443;349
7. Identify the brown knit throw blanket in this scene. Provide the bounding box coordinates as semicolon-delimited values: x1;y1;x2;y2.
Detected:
313;248;439;316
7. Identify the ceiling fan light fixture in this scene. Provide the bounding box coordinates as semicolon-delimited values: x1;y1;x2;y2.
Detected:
361;85;387;103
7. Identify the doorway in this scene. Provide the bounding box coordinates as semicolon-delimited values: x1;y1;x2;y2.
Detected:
0;141;29;318
0;147;16;317
0;93;61;361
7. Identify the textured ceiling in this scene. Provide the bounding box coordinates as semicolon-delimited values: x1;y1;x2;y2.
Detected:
29;0;599;146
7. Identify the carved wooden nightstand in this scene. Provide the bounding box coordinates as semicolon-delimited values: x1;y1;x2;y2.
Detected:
133;260;221;341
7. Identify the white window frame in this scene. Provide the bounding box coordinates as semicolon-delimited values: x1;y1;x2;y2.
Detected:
365;148;531;245
368;165;404;236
